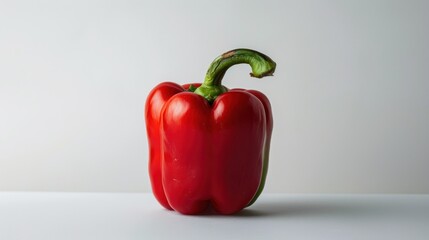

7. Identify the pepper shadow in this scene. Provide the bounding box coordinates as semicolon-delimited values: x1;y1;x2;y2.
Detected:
229;195;389;218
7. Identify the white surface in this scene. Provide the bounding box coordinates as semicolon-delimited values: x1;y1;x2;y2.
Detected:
0;193;428;240
1;0;429;193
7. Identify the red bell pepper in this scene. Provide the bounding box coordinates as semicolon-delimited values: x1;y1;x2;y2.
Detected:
145;49;275;214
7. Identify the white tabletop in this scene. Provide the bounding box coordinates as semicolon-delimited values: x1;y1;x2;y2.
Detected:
0;192;428;240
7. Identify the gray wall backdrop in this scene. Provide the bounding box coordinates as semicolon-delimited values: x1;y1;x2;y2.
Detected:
1;0;428;193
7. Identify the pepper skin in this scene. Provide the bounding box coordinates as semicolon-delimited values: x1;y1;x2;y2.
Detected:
145;49;276;214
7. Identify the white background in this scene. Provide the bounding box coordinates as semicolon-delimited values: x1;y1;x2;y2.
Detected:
1;0;428;193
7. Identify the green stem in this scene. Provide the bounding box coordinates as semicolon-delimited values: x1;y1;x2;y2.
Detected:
194;49;276;102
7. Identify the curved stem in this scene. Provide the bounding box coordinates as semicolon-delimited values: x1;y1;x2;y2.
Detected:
194;49;276;102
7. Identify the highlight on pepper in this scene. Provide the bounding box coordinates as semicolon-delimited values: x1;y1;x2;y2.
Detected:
145;49;276;215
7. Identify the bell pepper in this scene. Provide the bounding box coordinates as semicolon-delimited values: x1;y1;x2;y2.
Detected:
145;49;276;214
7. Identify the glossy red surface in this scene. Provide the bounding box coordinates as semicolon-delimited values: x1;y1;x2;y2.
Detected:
145;82;272;214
